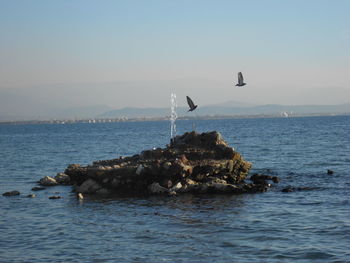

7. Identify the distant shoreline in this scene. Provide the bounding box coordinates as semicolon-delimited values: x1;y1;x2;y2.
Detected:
0;113;349;125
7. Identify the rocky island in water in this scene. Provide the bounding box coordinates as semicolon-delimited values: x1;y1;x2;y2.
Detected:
35;131;279;197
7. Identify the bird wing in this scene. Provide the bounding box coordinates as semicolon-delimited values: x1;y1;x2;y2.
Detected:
238;72;244;84
186;96;195;109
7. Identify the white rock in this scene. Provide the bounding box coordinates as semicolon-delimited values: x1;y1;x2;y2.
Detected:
178;184;189;193
185;178;198;185
163;162;172;170
170;182;182;192
39;176;58;186
77;179;101;194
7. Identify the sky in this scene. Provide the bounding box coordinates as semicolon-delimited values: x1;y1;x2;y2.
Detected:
0;0;349;115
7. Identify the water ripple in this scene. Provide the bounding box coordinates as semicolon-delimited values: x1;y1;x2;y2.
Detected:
1;116;350;262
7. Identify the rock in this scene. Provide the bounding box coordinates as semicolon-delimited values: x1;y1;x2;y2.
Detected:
111;178;120;187
135;165;144;175
27;194;36;198
162;162;172;170
39;176;58;186
185;178;198;185
96;188;111;195
281;186;318;192
170;182;182;192
77;193;84;200
250;174;279;185
168;190;177;196
327;169;334;175
160;179;172;188
148;182;169;194
49;196;61;199
76;179;101;194
2;190;20;196
55;173;71;185
32;186;46;191
56;131;265;196
272;176;280;183
282;186;295;192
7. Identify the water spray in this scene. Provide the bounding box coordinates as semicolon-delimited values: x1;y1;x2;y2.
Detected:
170;93;177;144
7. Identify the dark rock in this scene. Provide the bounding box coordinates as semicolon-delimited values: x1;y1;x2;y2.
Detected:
32;186;46;191
56;131;275;196
250;174;280;185
327;169;334;175
76;179;101;194
49;196;62;199
282;186;295;192
54;173;71;185
282;186;319;193
272;176;280;183
38;176;58;186
2;190;20;196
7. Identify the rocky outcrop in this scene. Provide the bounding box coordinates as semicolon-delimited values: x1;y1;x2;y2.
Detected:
48;131;278;196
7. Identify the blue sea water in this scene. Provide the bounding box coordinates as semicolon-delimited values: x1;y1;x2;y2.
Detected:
0;116;349;263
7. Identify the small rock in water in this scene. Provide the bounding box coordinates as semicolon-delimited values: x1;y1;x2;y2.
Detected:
27;194;36;198
327;169;334;175
39;176;58;186
250;174;280;185
49;196;62;199
2;190;20;196
281;186;295;192
281;186;318;193
32;186;46;191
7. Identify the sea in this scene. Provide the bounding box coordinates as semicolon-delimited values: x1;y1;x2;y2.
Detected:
0;116;349;263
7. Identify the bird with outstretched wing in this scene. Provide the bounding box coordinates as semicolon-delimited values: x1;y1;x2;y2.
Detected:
186;96;198;112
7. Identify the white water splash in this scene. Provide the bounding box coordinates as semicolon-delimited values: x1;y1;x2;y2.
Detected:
170;93;178;141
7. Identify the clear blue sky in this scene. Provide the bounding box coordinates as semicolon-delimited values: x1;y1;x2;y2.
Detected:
0;0;349;109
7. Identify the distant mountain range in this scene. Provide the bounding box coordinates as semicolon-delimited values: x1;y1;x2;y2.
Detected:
1;82;350;121
1;101;350;121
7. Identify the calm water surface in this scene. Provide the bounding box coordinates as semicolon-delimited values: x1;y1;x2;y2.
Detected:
0;116;349;262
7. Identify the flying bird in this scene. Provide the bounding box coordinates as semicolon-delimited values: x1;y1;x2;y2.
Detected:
186;96;198;112
235;72;246;87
